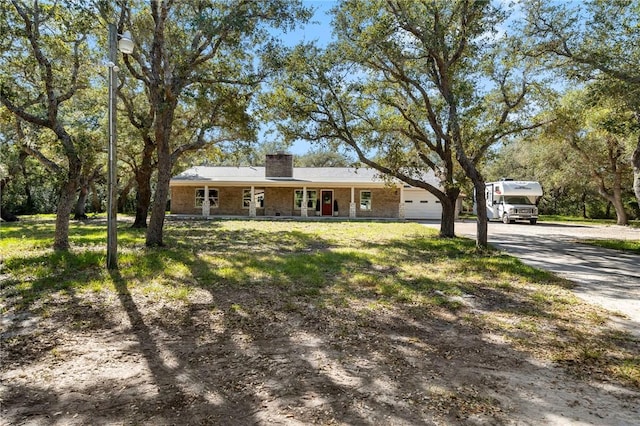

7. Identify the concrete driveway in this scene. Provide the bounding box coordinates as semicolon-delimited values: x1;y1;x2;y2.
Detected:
423;220;640;336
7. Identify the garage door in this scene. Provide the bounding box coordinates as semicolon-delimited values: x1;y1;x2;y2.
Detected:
403;189;441;219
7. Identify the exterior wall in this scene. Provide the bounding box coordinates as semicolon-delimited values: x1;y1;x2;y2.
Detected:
171;186;263;216
356;187;400;218
331;188;349;217
264;187;294;216
171;186;200;215
170;185;400;218
217;187;248;216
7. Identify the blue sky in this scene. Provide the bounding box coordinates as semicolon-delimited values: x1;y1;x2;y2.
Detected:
264;1;338;156
283;1;336;47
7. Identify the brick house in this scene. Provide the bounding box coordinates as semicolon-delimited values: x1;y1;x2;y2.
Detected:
169;153;446;219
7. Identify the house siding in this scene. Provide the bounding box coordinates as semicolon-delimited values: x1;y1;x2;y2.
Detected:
264;187;293;216
357;187;400;218
171;186;261;216
171;186;199;215
171;185;401;218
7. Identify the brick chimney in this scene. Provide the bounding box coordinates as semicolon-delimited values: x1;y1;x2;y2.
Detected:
265;153;293;178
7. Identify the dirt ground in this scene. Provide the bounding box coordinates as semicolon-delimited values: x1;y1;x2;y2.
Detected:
2;280;639;425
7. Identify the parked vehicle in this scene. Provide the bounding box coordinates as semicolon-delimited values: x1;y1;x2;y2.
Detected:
480;179;543;224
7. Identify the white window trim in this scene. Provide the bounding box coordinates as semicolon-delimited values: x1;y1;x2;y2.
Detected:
242;188;251;209
243;188;265;209
359;190;372;211
294;189;318;210
195;188;219;208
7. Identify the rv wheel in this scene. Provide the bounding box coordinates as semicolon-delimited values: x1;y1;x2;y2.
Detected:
502;214;510;224
530;219;537;225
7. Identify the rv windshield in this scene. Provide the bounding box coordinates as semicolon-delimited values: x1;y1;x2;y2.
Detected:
504;196;534;205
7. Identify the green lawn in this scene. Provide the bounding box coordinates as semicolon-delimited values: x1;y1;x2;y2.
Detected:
580;239;640;254
540;214;640;227
1;217;638;389
539;216;640;252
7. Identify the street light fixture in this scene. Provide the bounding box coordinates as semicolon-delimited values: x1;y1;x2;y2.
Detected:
118;31;134;54
107;24;133;270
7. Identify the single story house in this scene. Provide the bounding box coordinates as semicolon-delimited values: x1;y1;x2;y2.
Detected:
169;153;450;220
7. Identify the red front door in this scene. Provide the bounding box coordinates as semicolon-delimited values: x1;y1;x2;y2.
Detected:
321;191;333;216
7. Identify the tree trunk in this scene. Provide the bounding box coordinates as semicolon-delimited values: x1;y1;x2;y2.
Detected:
146;157;171;247
611;190;628;226
74;183;89;220
632;135;640;209
54;178;78;250
117;176;134;213
439;198;456;238
145;105;175;247
595;149;629;225
53;129;82;250
132;144;155;228
90;181;101;213
596;186;628;225
436;186;460;238
133;176;152;228
473;180;488;248
455;150;488;248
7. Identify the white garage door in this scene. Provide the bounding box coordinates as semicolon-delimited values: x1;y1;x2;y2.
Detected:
403;189;441;219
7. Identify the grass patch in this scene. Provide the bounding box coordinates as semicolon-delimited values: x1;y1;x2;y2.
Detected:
1;217;638;389
460;213;640;228
580;239;640;254
540;215;640;228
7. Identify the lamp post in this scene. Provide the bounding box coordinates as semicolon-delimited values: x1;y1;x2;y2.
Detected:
107;24;133;270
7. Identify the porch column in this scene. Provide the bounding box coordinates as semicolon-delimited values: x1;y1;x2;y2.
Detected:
249;185;256;217
301;186;308;217
202;185;210;217
349;187;356;218
398;185;405;219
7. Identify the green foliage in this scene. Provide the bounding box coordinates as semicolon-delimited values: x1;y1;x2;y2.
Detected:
522;0;640;88
294;148;354;167
262;0;548;244
521;0;640;215
485;76;638;221
0;111;55;215
110;0;311;246
0;0;106;247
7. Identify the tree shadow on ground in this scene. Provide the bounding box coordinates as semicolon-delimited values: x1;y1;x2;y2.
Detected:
1;220;638;424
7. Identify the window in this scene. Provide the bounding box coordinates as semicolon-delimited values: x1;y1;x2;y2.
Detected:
195;188;218;208
294;189;318;210
504;196;534;205
243;188;265;208
360;190;372;211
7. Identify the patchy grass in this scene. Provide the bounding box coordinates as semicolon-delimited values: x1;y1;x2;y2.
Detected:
539;215;640;227
1;217;638;393
580;239;640;254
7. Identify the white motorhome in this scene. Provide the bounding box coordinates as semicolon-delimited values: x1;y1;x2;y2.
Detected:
483;179;543;224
